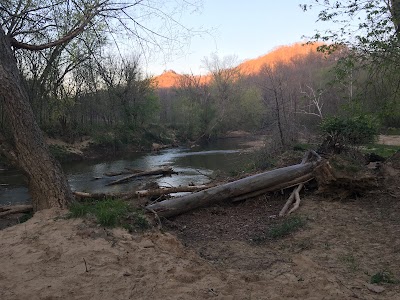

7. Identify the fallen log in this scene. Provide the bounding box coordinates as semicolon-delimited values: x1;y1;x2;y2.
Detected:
104;168;143;177
0;204;33;217
231;173;314;202
73;185;211;200
145;151;323;218
73;191;121;200
122;185;212;199
106;167;178;186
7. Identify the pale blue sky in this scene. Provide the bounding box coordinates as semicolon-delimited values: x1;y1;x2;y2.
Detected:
144;1;334;75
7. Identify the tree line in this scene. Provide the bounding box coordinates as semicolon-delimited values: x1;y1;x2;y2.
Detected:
0;0;399;212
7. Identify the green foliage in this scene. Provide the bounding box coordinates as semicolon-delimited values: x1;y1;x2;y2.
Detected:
18;212;33;223
320;115;379;146
370;271;398;284
69;199;130;227
48;144;70;160
69;199;150;230
92;131;124;150
303;1;400;131
362;144;400;158
268;216;306;239
339;253;359;272
94;199;129;227
253;216;306;243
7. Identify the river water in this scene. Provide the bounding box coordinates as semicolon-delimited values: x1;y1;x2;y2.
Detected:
0;137;257;205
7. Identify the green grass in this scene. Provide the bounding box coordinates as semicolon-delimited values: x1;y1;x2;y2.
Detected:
69;198;150;229
268;215;306;239
339;253;359;272
18;212;33;223
252;216;307;244
384;128;400;135
371;271;398;284
362;143;399;158
292;143;312;151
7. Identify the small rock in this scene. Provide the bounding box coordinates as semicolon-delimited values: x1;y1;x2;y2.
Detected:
141;240;155;248
365;283;385;294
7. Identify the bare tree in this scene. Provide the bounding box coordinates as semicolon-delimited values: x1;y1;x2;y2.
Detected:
0;0;201;211
298;84;325;120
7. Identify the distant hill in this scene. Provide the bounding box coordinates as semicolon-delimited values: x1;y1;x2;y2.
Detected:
154;42;322;88
154;70;182;89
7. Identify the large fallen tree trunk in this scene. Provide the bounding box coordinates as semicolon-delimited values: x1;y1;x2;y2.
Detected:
146;151;324;218
106;167;178;186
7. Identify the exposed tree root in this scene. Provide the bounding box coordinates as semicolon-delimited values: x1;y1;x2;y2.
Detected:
0;205;33;217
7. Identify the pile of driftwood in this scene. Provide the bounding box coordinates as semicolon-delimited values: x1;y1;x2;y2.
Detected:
1;150;340;219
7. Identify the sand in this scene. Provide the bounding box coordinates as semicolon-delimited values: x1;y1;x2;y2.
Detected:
1;199;399;299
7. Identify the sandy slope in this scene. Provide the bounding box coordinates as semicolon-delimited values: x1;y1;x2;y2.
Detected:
0;208;368;300
2;200;400;300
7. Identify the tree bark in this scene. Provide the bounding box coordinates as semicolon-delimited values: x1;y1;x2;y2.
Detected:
0;28;73;211
146;159;321;218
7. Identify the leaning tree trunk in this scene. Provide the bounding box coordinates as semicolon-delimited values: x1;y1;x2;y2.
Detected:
0;28;73;211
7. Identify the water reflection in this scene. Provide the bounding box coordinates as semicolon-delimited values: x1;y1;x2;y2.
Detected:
0;137;254;205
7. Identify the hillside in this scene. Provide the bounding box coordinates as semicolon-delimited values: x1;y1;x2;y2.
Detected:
155;42;322;88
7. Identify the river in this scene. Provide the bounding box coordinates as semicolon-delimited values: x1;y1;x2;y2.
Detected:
0;137;258;206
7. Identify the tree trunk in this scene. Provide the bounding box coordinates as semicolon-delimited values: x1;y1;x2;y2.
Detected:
0;28;73;211
146;160;320;218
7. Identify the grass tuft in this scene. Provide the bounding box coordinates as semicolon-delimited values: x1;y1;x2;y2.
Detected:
252;215;306;244
268;215;306;239
68;198;149;229
371;271;398;284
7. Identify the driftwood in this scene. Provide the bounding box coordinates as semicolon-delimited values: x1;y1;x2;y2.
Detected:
0;204;33;217
73;185;211;200
104;168;144;177
125;185;211;199
106;167;178;186
145;151;323;218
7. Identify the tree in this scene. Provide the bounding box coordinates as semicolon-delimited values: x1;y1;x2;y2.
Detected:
301;1;400;60
302;1;400;124
0;0;200;211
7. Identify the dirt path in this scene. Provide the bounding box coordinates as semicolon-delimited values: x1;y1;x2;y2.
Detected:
378;135;400;146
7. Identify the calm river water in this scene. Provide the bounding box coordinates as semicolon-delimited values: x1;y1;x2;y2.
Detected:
0;137;257;205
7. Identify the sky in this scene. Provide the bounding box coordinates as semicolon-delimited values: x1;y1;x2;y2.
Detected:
140;1;335;76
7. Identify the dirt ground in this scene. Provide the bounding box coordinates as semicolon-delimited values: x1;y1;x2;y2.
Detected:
0;139;399;299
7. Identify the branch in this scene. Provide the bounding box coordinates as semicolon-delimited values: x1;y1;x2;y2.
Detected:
9;1;107;51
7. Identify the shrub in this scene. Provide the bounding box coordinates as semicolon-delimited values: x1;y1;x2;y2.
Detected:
320;115;379;150
370;271;398;284
268;216;306;239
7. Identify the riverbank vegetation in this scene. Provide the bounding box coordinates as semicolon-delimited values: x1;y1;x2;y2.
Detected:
2;39;399;158
0;0;400;211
